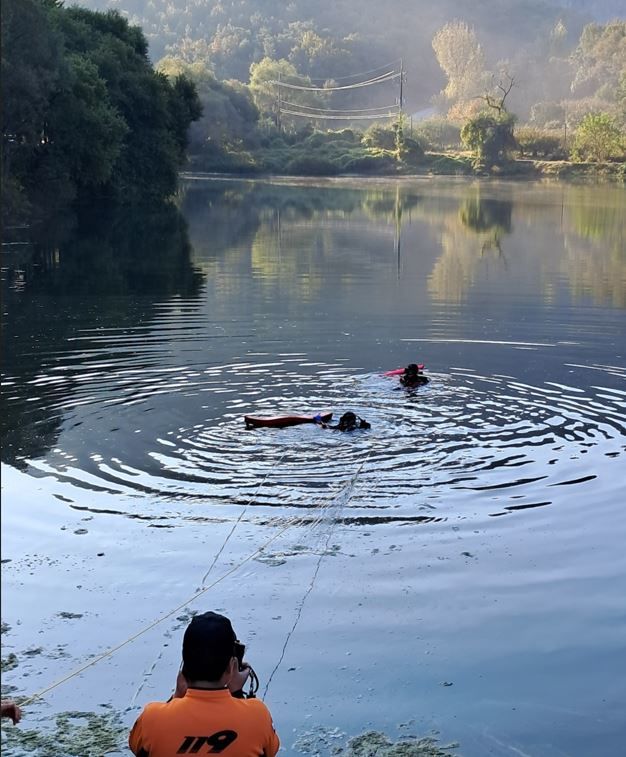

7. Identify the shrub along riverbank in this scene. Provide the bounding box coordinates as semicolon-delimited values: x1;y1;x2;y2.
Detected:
186;124;625;181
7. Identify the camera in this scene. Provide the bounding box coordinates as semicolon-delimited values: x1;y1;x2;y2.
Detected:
234;640;246;670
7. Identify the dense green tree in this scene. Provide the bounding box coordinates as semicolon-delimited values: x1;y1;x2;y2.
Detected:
1;0;63;215
58;7;201;201
362;124;397;150
2;1;201;221
461;112;517;167
249;57;325;128
157;57;259;166
32;53;128;203
572;112;624;162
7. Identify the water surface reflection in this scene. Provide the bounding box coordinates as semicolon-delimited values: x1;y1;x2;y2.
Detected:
1;178;625;757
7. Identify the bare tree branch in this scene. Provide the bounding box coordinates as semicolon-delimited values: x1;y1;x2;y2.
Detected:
479;73;517;114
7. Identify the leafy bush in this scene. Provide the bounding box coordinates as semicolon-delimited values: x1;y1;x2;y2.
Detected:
401;136;425;166
334;128;360;143
304;132;328;148
461;113;517;167
572;113;624;162
362;124;397;150
301;129;363;150
270;136;289;149
412;118;461;150
427;155;472;174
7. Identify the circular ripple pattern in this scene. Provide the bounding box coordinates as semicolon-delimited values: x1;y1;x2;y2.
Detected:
5;323;624;526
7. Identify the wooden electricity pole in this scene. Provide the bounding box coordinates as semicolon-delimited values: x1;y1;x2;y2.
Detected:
276;72;282;132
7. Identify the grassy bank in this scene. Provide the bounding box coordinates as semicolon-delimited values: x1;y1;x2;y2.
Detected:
188;128;625;181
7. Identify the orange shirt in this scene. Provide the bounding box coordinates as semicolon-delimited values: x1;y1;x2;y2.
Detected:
129;688;280;757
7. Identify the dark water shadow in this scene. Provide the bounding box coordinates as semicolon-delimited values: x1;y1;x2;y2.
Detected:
1;203;204;466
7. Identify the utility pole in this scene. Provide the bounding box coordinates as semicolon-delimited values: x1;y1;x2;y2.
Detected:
276;72;282;132
395;59;405;160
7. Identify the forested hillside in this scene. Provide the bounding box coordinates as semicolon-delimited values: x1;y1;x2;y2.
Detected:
3;0;623;206
556;1;625;22
74;0;599;108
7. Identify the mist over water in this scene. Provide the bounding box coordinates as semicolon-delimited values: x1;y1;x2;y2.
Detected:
2;177;625;756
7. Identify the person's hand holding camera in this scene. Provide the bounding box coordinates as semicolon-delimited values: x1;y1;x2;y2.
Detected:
227;662;251;694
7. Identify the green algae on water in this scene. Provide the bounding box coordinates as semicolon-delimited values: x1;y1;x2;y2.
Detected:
344;731;458;756
1;653;18;672
1;710;126;757
294;727;459;756
22;648;44;657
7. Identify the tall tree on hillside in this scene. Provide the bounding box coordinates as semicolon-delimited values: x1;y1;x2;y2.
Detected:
571;21;626;101
432;21;489;109
59;7;201;202
249;57;325;127
157;56;259;161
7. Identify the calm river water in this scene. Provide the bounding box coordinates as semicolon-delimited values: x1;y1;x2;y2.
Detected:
1;177;625;756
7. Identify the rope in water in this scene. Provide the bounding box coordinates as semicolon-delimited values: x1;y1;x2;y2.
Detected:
130;446;293;706
200;448;289;588
20;425;376;708
263;451;372;698
19;513;298;708
20;442;364;707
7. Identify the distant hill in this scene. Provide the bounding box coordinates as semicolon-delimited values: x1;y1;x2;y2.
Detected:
71;0;621;109
553;1;625;22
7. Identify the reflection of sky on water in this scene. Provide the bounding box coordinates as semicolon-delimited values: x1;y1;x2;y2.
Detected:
1;178;625;756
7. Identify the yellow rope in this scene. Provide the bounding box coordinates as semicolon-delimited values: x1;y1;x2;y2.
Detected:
19;516;296;707
20;441;375;708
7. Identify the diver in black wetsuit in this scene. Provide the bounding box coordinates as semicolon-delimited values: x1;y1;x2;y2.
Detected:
399;363;429;388
317;411;370;431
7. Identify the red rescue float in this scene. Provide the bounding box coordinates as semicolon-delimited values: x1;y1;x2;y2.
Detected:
383;363;425;376
245;412;333;429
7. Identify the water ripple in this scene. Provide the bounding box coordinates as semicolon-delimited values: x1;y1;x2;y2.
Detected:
7;347;623;525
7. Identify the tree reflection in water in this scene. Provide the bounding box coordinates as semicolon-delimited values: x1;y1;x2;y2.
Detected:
1;203;204;466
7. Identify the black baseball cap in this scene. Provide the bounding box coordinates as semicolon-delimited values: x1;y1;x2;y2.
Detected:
182;611;237;682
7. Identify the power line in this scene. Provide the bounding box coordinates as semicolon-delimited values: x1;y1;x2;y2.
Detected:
308;58;402;83
280;100;401;114
269;70;399;92
272;60;405;130
280;109;398;120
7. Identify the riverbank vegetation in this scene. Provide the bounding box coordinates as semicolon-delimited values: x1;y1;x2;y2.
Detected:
1;0;201;222
2;2;625;226
148;11;624;180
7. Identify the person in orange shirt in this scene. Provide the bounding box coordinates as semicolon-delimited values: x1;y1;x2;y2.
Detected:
129;611;279;756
